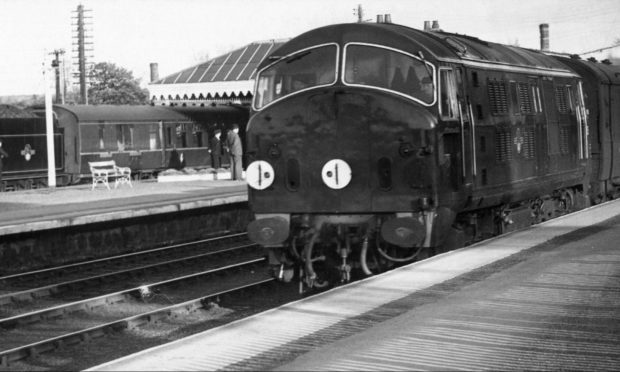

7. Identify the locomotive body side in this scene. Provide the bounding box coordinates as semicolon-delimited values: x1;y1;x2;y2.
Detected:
245;22;591;286
447;64;589;240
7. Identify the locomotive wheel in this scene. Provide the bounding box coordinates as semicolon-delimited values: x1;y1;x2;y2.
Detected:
559;189;575;214
360;236;422;276
376;243;424;263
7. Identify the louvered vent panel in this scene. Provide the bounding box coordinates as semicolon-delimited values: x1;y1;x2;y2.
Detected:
522;128;536;159
555;86;569;113
496;131;513;162
518;83;532;113
488;81;508;114
560;127;570;154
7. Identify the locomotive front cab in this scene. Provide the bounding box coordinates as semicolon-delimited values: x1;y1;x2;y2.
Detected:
246;24;450;285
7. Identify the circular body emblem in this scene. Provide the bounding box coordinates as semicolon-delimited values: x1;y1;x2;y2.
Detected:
246;161;275;190
321;159;352;189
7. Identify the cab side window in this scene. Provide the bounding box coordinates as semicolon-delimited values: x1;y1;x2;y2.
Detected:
439;68;459;120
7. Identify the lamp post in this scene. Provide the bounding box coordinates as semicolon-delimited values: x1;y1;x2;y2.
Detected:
43;53;57;188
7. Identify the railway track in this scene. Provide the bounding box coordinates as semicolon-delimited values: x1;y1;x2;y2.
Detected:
0;233;278;367
0;231;417;369
0;232;249;298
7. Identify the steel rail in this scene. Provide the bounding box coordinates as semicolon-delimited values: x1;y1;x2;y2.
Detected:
0;231;246;283
0;276;274;366
0;242;258;306
0;257;266;329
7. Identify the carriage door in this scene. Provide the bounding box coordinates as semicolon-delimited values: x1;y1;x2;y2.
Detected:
439;67;473;190
608;80;620;179
541;77;560;174
531;78;548;176
459;67;475;188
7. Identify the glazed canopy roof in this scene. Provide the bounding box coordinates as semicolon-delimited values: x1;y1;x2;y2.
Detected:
259;22;574;75
154;40;288;85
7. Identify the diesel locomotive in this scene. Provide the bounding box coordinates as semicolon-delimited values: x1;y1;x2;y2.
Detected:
244;21;620;288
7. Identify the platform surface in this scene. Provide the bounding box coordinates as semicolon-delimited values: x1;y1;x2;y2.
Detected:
0;179;247;236
88;199;620;371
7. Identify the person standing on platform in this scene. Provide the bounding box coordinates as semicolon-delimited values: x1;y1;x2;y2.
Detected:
226;124;243;180
168;147;183;170
0;139;8;192
209;129;223;169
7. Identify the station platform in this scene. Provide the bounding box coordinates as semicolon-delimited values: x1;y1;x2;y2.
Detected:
0;179;247;236
89;200;620;371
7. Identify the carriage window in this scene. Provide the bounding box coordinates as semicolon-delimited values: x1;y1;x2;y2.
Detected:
176;123;187;147
566;86;575;113
166;127;172;146
149;126;158;150
439;69;458;119
344;44;435;105
115;125;133;151
254;44;338;109
98;125;105;150
534;85;543;113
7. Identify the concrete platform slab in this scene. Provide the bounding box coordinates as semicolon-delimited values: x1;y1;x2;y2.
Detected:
0;180;247;236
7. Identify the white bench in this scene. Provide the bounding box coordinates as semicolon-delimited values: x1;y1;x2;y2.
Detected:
88;160;132;190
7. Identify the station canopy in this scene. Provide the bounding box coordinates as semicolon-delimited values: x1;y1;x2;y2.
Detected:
149;39;288;106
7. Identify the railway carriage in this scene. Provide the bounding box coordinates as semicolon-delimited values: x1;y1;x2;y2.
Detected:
0;104;248;190
50;104;211;179
245;21;591;287
0;105;66;190
551;56;620;203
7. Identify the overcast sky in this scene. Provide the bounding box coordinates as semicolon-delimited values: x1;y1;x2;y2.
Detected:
1;0;619;96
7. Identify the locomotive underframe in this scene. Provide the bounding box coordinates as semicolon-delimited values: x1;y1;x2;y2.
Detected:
263;182;588;290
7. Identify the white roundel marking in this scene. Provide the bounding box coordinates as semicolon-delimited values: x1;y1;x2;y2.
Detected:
321;159;352;189
246;161;275;190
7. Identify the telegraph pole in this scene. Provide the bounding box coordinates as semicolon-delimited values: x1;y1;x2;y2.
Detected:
43;54;57;188
353;4;364;23
50;49;65;104
72;4;93;104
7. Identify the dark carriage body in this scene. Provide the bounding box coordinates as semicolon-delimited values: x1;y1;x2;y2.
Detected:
0;106;67;189
552;56;620;202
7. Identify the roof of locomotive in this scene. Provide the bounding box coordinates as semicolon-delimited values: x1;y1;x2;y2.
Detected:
260;22;575;76
53;104;195;123
554;56;620;85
